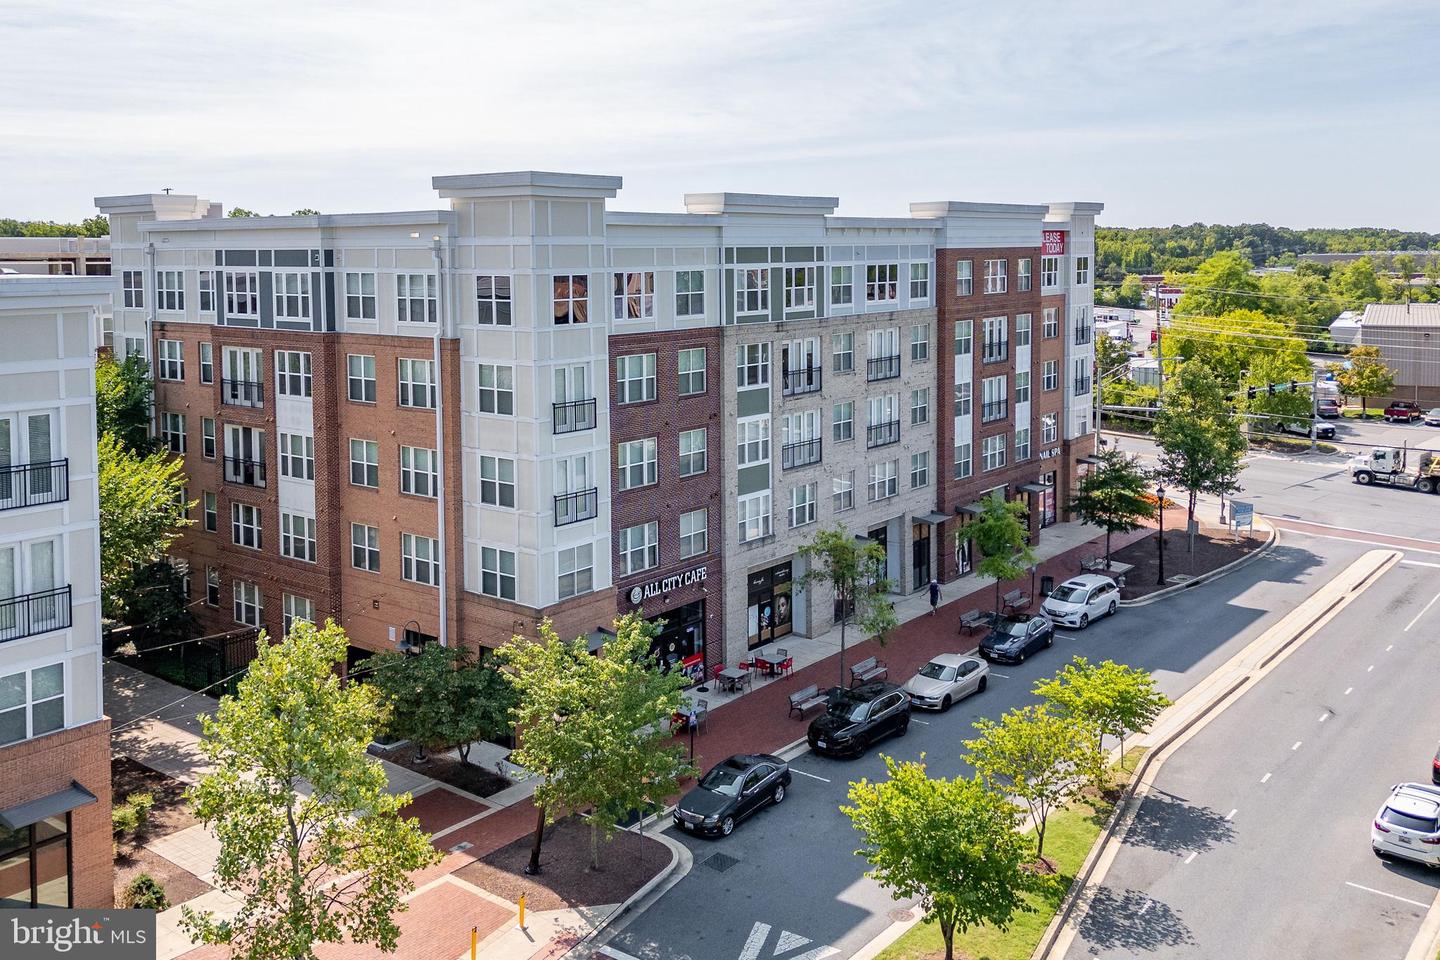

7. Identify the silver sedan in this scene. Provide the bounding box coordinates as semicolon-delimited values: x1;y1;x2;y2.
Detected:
901;654;989;711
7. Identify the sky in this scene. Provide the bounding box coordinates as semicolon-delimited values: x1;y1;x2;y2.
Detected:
4;0;1439;230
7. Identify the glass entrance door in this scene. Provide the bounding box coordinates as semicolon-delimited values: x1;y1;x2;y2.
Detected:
911;523;931;591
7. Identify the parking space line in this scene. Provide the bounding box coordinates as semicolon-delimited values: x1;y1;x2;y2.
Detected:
791;769;831;783
1318;713;1328;723
1402;560;1440;569
1138;900;1154;916
1368;665;1375;672
989;673;1012;679
1292;741;1303;751
910;718;931;725
1344;881;1432;910
1386;644;1394;652
1405;592;1440;632
1344;687;1353;696
1260;772;1271;784
1184;852;1198;864
1226;809;1237;821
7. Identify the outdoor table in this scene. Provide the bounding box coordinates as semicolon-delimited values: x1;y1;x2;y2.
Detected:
718;667;748;692
752;655;776;676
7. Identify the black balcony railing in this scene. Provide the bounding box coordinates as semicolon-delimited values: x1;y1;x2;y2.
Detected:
223;456;267;487
982;340;1009;364
553;398;597;434
1074;326;1092;345
981;399;1009;423
866;354;901;382
554;488;599;526
1074;377;1093;396
781;437;822;470
782;365;823;396
867;419;901;448
221;378;264;406
0;585;71;644
0;459;69;512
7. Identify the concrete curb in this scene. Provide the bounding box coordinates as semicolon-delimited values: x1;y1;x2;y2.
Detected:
574;826;691;956
1117;516;1278;608
1403;887;1440;960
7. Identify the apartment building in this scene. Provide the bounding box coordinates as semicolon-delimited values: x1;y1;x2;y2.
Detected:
95;174;1098;682
0;277;112;909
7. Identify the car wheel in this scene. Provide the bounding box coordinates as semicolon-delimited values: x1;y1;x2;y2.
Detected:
1045;632;1054;648
1374;845;1388;860
896;719;909;737
941;695;952;712
772;783;786;805
1420;478;1437;494
978;676;988;693
720;816;734;837
1356;471;1373;485
1108;601;1117;616
1079;613;1090;629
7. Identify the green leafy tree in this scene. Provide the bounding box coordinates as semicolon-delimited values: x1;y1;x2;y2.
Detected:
1067;449;1156;566
1034;656;1171;788
965;498;1036;615
80;214;109;238
181;620;441;959
1153;362;1246;553
291;208;320;216
1094;330;1131;384
1169;251;1262;319
98;434;192;619
965;704;1096;862
1240;352;1314;426
95;353;155;453
1163;308;1308;388
797;525;898;687
842;756;1034;960
1116;273;1145;307
114;559;198;652
228;207;262;218
360;643;515;764
1329;344;1395;416
1331;256;1384;304
1393;253;1417;282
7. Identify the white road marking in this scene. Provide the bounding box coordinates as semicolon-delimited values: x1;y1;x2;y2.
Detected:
1292;741;1303;751
1345;881;1433;910
739;922;770;960
1386;644;1394;652
989;673;1012;679
910;718;932;725
1405;592;1440;632
1344;687;1353;696
1318;713;1328;723
790;769;831;783
1401;560;1440;568
1272;528;1440;556
1138;900;1154;916
1184;851;1198;864
1226;809;1237;821
1368;665;1375;672
1261;772;1272;783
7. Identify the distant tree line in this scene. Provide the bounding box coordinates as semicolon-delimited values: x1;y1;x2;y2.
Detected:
1;215;109;237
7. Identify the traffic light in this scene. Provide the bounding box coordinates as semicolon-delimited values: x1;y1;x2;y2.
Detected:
1267;384;1276;395
1246;386;1257;400
1289;379;1299;393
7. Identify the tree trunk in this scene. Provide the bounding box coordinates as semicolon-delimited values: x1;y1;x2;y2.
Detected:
941;919;955;960
838;608;848;689
525;802;545;875
1036;815;1047;861
458;742;471;764
1104;526;1113;567
994;575;1002;616
590;819;599;870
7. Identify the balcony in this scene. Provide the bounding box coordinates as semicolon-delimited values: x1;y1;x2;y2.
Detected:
1074;377;1093;396
223;456;267;487
0;585;72;643
981;399;1009;423
1074;325;1092;346
782;365;823;396
553;398;597;434
0;459;68;512
981;341;1009;364
554;488;599;526
866;354;901;382
221;378;264;407
781;437;822;470
866;419;900;448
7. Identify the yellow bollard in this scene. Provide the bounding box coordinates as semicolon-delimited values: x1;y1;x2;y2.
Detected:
470;926;477;960
518;893;526;929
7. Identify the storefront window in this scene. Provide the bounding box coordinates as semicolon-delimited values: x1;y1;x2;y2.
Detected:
747;562;793;650
647;600;707;686
0;815;71;908
1040;471;1058;527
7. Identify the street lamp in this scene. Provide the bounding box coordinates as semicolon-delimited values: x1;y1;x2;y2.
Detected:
1156;484;1166;586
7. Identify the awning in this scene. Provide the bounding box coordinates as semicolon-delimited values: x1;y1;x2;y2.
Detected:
955;503;985;516
1076;455;1103;465
585;626;615;654
1017;482;1049;494
911;512;950;525
0;781;97;830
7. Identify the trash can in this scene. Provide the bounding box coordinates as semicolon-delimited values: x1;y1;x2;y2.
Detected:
1040;575;1055;598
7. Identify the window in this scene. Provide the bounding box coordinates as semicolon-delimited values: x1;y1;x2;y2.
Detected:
199;341;213;383
231;502;262;549
397;358;436;409
832;332;854;373
676;270;705;317
1074;306;1093;345
282;594;314;634
480;546;516;599
1043;359;1059;391
275;350;312;398
1076;256;1090;286
1042;413;1058;444
737;342;770;387
954;319;973;356
909;262;930;301
617;521;659;576
273;272;311;320
1074;356;1093;395
982;433;1007;471
401;533;440;586
351;523;380;572
867;394;900;447
984;259;1008;294
833;401;854;442
401;446;439;498
955;380;972;417
911;388;929;425
225;271;259;317
345;272;376;320
553;274;589;324
557;544;593;600
278;432;314;480
397;273;437;323
202;492;217;532
788;482;817;528
735;268;769;314
982;317;1008;363
867;328;901;380
347;354;376;402
680;509;708;559
205;567;220;606
613;271;656;319
784;266;815;309
233;580;262;627
1016;370;1031;404
349;439;379;488
679;428;707;476
615;353;656;404
737;491;772;542
830;265;853;306
1016;313;1032;348
910;323;930;361
122;270;144;308
981;375;1008;422
478;455;515;506
1041;256;1059;288
476;275;512;325
617;438;658;490
280;512;317;562
1018;258;1032;292
0;662;64;751
866;263;898;302
1015;427;1031;461
737;416;770;466
200;418;215;459
1075;411;1091;436
868;460;898;501
911;452;930;488
157;339;184;380
676;347;707;395
199;270;214;312
124;336;145;360
956;260;973;296
954;441;972;479
832;472;854;513
478;363;515;415
161;412;186;454
780;409;820;469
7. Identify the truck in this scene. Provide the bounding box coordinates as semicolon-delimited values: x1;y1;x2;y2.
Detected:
1350;447;1440;493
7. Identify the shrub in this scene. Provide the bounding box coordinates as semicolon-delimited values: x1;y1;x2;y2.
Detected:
122;873;169;911
112;791;155;837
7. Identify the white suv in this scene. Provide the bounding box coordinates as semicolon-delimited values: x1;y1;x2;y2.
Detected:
1040;574;1121;629
1372;783;1440;866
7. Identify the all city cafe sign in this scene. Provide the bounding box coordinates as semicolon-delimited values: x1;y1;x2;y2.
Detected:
628;565;709;606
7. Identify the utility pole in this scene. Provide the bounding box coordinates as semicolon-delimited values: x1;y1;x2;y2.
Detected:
1311;369;1320;452
1153;283;1165;405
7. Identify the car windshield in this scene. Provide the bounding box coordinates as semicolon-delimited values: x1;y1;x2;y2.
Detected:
698;764;745;796
918;662;956;681
827;698;869;722
1049;585;1085;602
994;619;1030;638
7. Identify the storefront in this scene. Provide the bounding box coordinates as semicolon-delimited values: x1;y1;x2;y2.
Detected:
1039;472;1058;527
747;561;793;650
645;599;707;686
911;522;931;591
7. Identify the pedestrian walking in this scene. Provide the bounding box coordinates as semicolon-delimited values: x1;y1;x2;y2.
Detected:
928;578;940;615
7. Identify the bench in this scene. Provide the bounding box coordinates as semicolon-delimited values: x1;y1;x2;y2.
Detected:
849;656;888;686
788;684;828;718
1001;588;1031;614
958;608;987;635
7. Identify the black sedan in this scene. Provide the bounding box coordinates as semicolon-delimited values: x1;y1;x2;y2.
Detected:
807;682;911;758
672;754;791;837
978;613;1055;664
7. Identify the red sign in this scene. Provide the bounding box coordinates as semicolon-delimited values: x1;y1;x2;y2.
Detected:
1042;230;1066;256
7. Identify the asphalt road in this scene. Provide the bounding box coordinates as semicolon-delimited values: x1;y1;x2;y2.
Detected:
1063;549;1440;960
608;536;1371;960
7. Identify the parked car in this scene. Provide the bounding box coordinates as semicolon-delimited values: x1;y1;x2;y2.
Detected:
902;654;989;711
978;613;1056;664
1433;743;1440;785
1425;409;1440;427
1276;419;1336;440
673;754;791;837
1371;782;1440;866
1041;575;1121;629
1317;398;1342;419
807;682;910;757
1385;401;1424;423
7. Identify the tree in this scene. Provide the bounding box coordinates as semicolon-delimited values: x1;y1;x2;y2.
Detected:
95;354;155;453
98;434;192;619
965;705;1096;863
80;214;109;238
291;208;320;216
181;620;441;959
965;498;1036;616
1067;449;1156;566
797;526;898;687
1240;351;1314;426
1152;362;1246;553
113;559;197;653
228;207;261;218
1094;330;1131;385
361;643;515;764
1163;308;1308;388
842;756;1034;960
1329;344;1395;416
1331;256;1384;304
1169;251;1262;319
1033;657;1170;789
498;613;692;873
1393;253;1417;282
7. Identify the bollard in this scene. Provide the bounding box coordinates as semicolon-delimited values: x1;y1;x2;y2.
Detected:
518;892;526;929
470;926;477;960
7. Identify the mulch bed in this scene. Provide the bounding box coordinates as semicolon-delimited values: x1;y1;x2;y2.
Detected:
375;747;512;799
453;814;669;912
111;755;200;838
114;844;213;908
1110;508;1264;601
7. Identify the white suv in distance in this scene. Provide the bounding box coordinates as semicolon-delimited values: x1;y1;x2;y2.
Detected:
1372;782;1440;866
1041;574;1121;629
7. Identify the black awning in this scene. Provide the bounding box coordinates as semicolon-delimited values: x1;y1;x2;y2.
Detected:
585;626;615;654
0;781;97;830
1018;482;1049;493
911;512;950;525
1077;455;1103;465
955;503;985;516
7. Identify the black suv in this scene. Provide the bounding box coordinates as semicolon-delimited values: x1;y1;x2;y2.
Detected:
807;682;911;757
673;754;791;838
